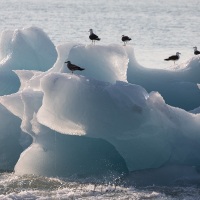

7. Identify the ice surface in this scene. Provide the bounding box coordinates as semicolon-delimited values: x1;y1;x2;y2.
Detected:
15;124;128;177
1;27;200;182
62;44;128;83
0;104;30;171
126;46;200;110
36;74;200;171
0;26;57;71
0;27;57;95
37;73;148;136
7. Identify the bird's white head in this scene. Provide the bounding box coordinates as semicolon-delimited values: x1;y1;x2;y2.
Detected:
193;46;197;51
65;61;70;64
89;29;93;34
176;52;181;55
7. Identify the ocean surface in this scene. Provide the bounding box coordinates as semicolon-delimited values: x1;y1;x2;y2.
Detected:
1;0;200;199
1;173;200;199
1;0;200;68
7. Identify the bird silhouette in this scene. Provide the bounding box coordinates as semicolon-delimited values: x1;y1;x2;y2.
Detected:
89;29;100;44
193;47;200;55
65;61;85;74
122;35;131;46
164;52;181;64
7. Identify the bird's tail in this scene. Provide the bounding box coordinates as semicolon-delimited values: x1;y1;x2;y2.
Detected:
97;38;101;41
164;58;170;61
79;68;85;71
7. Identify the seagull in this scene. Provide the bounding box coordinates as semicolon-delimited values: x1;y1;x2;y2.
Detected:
89;29;100;44
64;61;85;74
122;35;131;46
193;46;200;55
164;52;181;64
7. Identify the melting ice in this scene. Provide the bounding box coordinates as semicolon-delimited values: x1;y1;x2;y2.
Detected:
0;27;200;186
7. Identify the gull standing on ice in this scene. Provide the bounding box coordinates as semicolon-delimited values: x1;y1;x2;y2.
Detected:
193;47;200;55
121;35;132;46
65;61;85;74
164;52;181;64
89;29;100;44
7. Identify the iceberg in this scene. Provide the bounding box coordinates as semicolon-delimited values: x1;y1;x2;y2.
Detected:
0;104;30;171
0;27;200;185
14;124;128;178
0;26;57;95
127;46;200;110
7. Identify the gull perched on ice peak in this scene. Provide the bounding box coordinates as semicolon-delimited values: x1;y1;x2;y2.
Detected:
122;35;132;46
193;46;200;55
164;52;181;64
65;61;85;74
89;29;100;44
